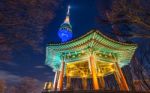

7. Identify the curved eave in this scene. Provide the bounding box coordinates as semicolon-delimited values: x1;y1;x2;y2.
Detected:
46;29;137;70
47;29;137;51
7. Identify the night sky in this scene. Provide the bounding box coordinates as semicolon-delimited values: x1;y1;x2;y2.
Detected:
0;0;149;88
0;0;108;85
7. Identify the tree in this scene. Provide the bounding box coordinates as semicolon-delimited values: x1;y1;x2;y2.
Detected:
6;86;17;93
0;80;6;93
0;0;62;61
96;0;150;91
15;77;42;93
97;0;150;39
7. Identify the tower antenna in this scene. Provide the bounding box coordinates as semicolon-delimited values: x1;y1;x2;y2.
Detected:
67;5;71;16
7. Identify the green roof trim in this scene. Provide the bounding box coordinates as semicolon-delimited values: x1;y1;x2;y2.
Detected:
46;30;137;71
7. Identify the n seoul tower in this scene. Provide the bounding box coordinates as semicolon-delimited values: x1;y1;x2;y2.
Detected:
58;5;73;42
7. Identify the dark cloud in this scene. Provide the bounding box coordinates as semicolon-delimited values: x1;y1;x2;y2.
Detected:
0;70;21;83
34;65;46;69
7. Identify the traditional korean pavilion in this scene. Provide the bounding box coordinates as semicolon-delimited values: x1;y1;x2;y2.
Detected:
45;5;137;91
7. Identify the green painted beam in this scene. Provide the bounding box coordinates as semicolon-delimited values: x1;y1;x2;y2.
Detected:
46;30;137;71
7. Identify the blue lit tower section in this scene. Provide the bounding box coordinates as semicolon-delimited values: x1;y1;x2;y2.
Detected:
58;5;73;42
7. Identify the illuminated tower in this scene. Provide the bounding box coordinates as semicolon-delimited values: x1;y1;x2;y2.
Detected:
58;5;73;42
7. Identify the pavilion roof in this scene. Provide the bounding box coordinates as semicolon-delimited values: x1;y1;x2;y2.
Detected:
46;30;137;71
48;30;136;51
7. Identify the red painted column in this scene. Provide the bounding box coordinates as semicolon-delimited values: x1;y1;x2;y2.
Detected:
115;62;129;91
89;55;99;90
66;76;71;89
57;61;65;91
82;77;87;90
99;76;105;89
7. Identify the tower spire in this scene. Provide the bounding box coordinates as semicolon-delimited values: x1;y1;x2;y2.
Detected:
64;5;71;23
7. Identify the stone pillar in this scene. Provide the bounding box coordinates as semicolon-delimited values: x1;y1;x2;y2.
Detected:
82;77;87;90
57;61;65;91
66;76;71;90
99;76;105;89
89;55;99;90
53;71;59;91
114;62;129;91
